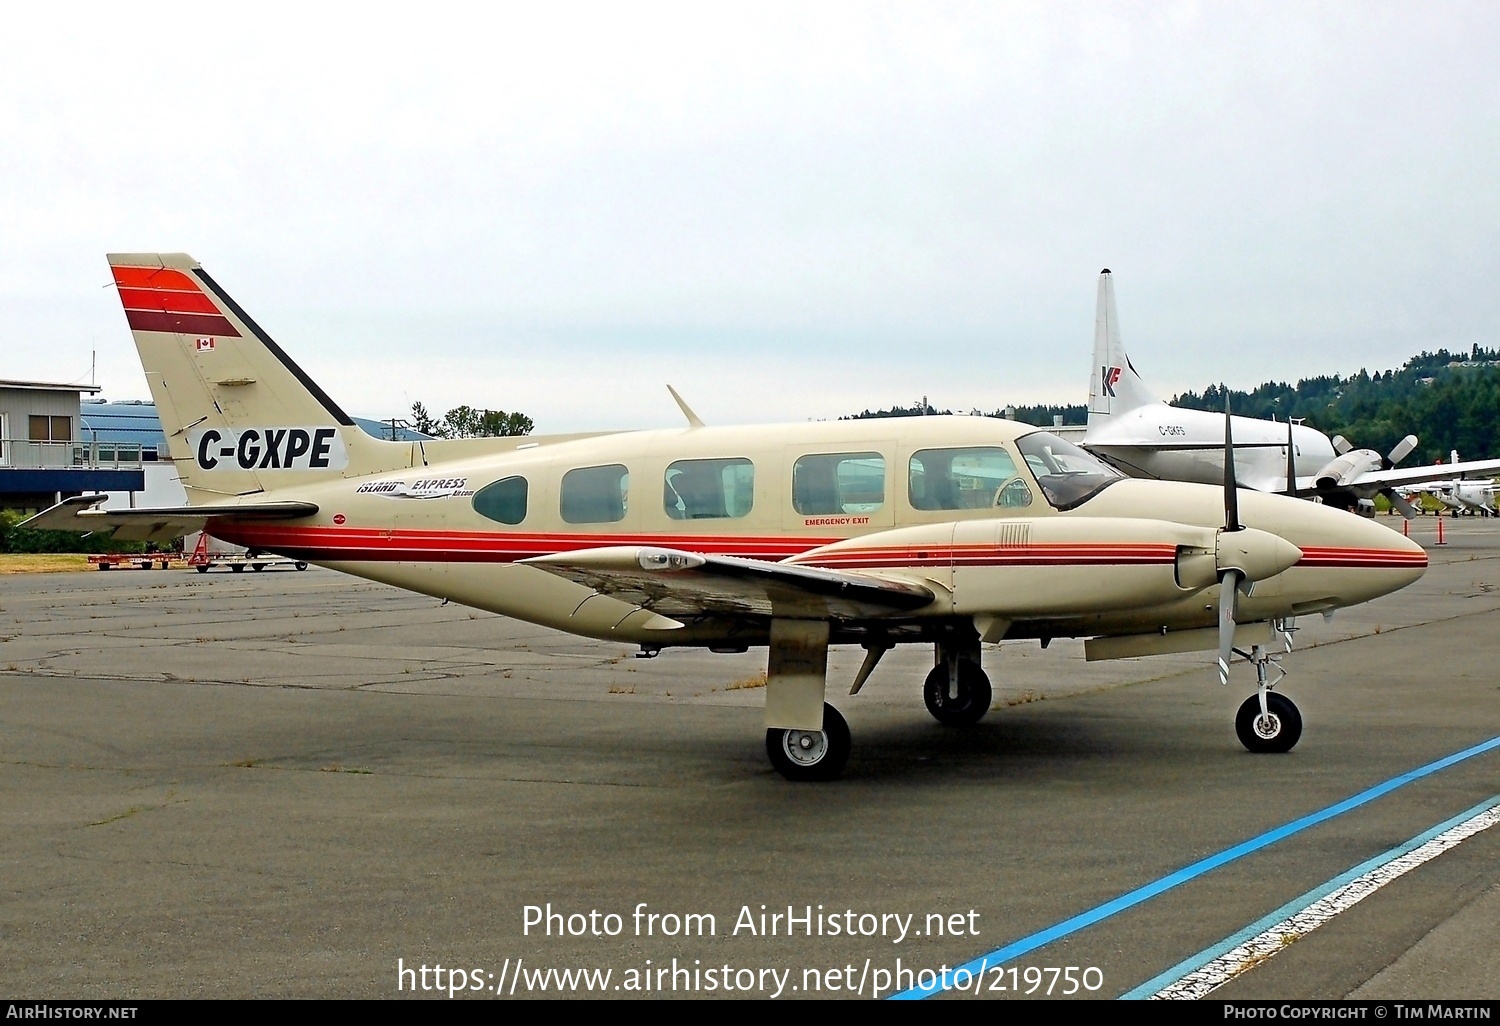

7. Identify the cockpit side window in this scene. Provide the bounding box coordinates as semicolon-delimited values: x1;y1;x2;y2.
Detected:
1014;432;1123;510
908;447;1031;511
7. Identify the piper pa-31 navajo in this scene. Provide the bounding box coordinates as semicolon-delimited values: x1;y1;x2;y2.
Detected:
24;254;1429;780
1080;270;1500;518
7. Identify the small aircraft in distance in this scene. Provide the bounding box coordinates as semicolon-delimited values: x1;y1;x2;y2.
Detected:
1079;271;1500;518
1397;453;1498;516
25;254;1428;780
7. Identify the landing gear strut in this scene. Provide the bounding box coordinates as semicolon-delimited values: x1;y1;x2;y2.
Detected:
1232;639;1302;753
765;703;850;782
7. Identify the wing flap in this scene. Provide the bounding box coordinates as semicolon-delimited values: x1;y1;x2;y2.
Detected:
523;546;936;620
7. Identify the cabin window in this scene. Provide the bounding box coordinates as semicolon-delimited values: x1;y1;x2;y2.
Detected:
792;452;885;515
471;475;529;525
560;464;630;524
664;458;754;520
908;447;1030;511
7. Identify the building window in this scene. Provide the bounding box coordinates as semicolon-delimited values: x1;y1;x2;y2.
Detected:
560;464;629;524
28;415;71;441
792;452;885;515
472;476;528;525
663;458;754;520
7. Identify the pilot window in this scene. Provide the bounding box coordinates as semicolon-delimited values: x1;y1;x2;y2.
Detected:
792;452;885;515
908;447;1031;511
664;458;754;520
471;475;528;525
560;464;630;524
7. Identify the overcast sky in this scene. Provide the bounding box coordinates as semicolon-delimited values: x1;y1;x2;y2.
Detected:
3;3;1497;431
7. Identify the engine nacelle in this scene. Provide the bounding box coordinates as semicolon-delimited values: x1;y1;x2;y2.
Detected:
1314;449;1382;489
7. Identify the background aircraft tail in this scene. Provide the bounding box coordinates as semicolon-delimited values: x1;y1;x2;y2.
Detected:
1086;269;1161;428
108;253;411;501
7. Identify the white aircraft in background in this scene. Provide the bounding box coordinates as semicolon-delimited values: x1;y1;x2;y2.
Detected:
24;254;1429;780
1079;271;1500;518
1398;453;1498;516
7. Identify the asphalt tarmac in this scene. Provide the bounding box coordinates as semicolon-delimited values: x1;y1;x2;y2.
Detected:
1;515;1497;1000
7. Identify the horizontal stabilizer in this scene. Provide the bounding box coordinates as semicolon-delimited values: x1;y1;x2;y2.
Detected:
19;495;317;543
523;546;935;620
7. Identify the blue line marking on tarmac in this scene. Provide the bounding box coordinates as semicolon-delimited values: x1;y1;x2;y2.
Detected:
1120;792;1500;999
890;734;1500;1001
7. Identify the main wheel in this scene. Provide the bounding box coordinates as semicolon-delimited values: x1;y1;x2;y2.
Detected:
294;562;308;571
195;565;209;574
766;703;850;782
1235;693;1303;753
923;661;993;726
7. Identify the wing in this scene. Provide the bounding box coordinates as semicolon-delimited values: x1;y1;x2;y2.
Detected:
19;494;318;543
1335;458;1500;492
522;546;935;620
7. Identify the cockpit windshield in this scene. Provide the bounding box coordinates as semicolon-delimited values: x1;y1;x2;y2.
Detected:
1015;432;1123;510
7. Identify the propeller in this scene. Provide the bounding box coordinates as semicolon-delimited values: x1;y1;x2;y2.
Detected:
1219;397;1242;686
1215;400;1302;685
1380;434;1421;519
1285;419;1296;495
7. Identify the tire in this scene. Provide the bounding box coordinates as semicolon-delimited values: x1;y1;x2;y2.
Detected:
923;661;993;726
1235;693;1303;753
231;565;245;573
765;703;851;782
195;566;209;574
295;562;308;571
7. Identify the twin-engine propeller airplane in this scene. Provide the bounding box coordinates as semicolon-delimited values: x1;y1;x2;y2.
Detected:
1079;271;1500;517
24;254;1429;780
1398;454;1498;517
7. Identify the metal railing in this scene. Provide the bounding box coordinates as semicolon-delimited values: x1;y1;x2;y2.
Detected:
0;438;150;470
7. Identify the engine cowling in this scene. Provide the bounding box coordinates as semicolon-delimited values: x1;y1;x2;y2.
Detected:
1314;449;1382;489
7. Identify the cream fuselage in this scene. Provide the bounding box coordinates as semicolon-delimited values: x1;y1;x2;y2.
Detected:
206;415;1427;650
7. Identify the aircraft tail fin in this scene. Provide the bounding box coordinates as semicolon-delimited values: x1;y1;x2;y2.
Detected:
1086;269;1160;428
107;253;410;501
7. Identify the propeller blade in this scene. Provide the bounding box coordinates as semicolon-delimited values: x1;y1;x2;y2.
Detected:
1285;419;1296;495
1385;487;1419;520
1388;434;1418;467
1332;434;1352;456
1224;397;1241;532
1218;568;1240;686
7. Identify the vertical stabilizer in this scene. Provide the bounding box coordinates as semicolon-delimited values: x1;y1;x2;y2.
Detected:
107;253;411;501
1086;269;1160;427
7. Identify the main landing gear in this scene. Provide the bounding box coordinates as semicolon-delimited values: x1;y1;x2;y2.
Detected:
760;623;996;781
765;703;850;782
923;658;992;726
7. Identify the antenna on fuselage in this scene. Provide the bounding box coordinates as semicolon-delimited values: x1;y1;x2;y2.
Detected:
666;385;706;429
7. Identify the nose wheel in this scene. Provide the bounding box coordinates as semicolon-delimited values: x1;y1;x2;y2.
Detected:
1235;692;1302;753
766;703;850;781
923;660;992;726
